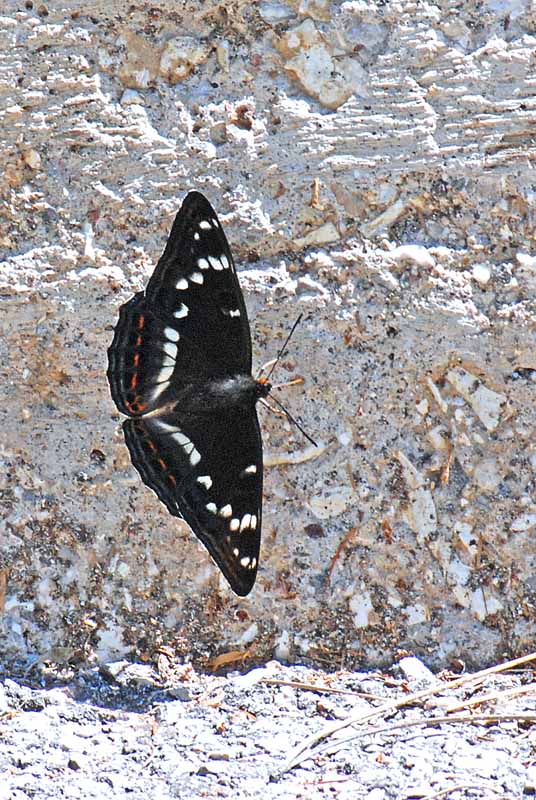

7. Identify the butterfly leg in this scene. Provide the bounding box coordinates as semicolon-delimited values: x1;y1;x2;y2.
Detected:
256;358;278;380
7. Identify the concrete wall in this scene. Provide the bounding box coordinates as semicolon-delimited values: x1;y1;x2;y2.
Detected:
1;0;535;670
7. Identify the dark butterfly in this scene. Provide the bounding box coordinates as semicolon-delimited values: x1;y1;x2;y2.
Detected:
107;192;271;596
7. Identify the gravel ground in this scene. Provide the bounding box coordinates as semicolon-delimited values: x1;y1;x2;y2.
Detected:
1;655;535;800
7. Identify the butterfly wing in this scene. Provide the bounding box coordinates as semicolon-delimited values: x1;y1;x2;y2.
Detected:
107;192;252;417
123;406;263;596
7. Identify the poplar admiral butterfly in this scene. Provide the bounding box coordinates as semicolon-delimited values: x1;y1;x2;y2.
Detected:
107;192;270;596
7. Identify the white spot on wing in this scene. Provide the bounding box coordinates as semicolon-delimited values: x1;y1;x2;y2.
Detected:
250;514;257;530
190;272;203;284
172;432;190;446
199;220;211;230
174;303;189;319
197;258;210;270
219;504;232;518
220;255;230;269
206;502;217;514
176;278;188;290
190;449;201;466
163;342;177;360
156;366;174;383
197;475;212;489
244;464;257;475
164;327;179;342
240;556;256;569
151;381;169;400
233;547;239;557
208;256;223;271
230;518;240;532
155;421;181;433
194;232;200;240
240;514;252;532
229;309;241;318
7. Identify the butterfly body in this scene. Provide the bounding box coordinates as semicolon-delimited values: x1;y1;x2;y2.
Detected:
163;373;271;415
107;192;268;596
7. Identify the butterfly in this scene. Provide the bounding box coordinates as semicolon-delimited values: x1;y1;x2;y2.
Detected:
107;192;271;596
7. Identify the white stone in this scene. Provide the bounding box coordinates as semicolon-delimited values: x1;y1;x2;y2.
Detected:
473;458;502;492
472;262;491;284
446;367;507;431
406;487;438;540
388;244;436;269
511;513;536;532
159;37;210;83
471;587;504;621
235;622;259;646
277;20;367;110
396;451;437;540
308;486;353;519
294;222;340;248
405;604;428;625
399;656;437;684
349;590;374;628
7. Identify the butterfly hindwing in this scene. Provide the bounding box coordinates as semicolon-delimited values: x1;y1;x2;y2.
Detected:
123;406;263;596
107;192;252;417
106;291;216;416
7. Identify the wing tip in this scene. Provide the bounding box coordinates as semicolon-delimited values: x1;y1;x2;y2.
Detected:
181;190;218;220
230;574;257;597
207;549;258;597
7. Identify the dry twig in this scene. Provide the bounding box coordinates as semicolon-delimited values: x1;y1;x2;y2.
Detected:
444;681;536;714
421;783;502;800
260;677;385;702
279;651;536;774
313;713;536;756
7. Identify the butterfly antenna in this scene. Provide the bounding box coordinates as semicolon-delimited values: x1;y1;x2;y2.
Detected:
264;313;303;382
259;314;316;446
269;392;318;447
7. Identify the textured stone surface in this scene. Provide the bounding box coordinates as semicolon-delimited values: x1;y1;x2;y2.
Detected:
0;0;535;670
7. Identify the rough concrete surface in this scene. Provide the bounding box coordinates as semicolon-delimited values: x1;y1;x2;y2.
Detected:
0;0;535;671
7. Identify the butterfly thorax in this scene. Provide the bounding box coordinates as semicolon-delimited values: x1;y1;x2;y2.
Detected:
159;374;271;416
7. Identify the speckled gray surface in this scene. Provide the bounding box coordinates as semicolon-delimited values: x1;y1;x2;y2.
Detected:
0;0;535;669
1;657;535;800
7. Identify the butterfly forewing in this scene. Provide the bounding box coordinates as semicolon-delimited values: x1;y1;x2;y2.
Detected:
107;193;252;416
123;406;262;596
147;192;252;375
107;191;266;595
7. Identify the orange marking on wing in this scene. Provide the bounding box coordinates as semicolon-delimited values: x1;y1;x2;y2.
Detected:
130;374;138;389
158;458;167;470
168;474;177;486
137;314;145;330
133;353;140;366
126;396;147;414
147;440;157;451
136;335;142;346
